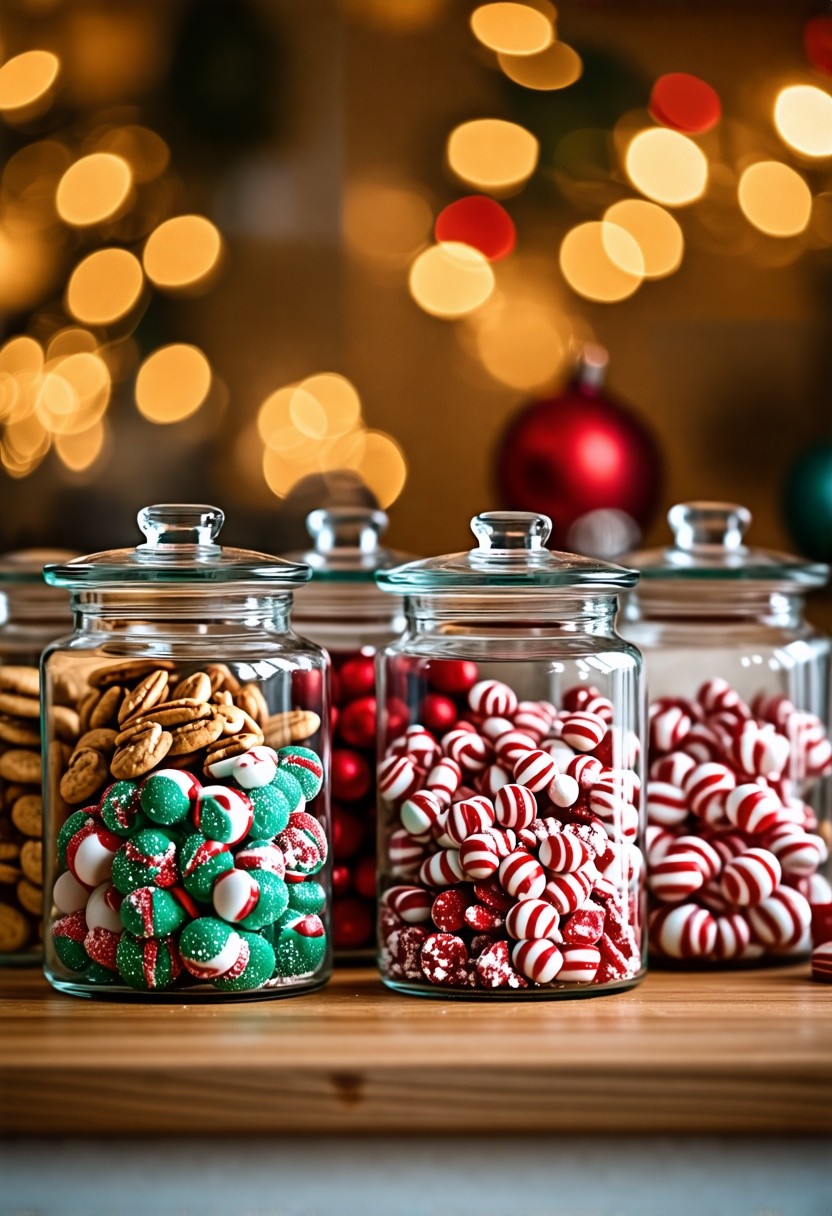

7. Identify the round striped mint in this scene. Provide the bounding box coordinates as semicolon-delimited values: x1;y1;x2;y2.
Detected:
442;729;492;774
538;833;593;874
666;835;721;883
480;715;515;741
400;790;444;837
494;783;538;831
511;938;563;984
712;912;752;961
649;751;697;787
484;825;517;857
388;828;427;876
494;730;537;767
403;726;440;768
512;706;550;740
513;749;557;793
747;886;811;949
543;738;577;769
729;719;790;780
505;897;560;941
725;783;783;835
557;944;601;983
425;757;462;802
648;903;716;959
418;849;464;887
378;755;422;803
477;764;511;799
541;869;595;915
499;850;546;899
444;796;496;846
683;762;736;823
458;831;500;880
565;753;603;789
696;677;748;718
645;824;675;865
382;884;432;924
648;703;691;753
560;711;606;753
547;773;580;808
682;722;724;763
811;941;832;983
645;780;688;827
649;852;706;903
429;809;456;849
765;824;828;876
468;679;517;718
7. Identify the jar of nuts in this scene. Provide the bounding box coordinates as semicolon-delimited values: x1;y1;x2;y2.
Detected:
41;504;331;999
0;550;75;964
287;508;408;957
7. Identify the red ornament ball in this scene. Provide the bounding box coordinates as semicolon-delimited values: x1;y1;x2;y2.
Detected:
338;696;377;750
385;696;410;739
332;804;364;860
805;16;832;75
331;748;372;802
333;896;374;951
332;863;351;897
339;654;376;700
352;855;377;901
649;72;721;134
330;669;342;707
428;660;479;696
435;195;516;262
292;669;323;711
420;692;458;734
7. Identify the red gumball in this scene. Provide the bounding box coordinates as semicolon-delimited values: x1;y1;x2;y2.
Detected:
353;855;377;901
293;669;323;712
330;706;340;734
428;660;479;696
331;748;372;802
339;654;376;700
333;896;374;951
420;693;458;735
332;804;364;860
332;864;351;897
338;696;377;750
330;669;343;707
385;696;410;739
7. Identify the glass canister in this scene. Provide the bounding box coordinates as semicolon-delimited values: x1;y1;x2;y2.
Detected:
375;510;645;997
41;504;331;999
0;551;75;964
621;502;831;967
287;508;406;955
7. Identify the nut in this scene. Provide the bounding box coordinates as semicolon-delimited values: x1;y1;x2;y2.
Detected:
167;712;225;756
262;709;321;748
78;690;100;733
234;683;269;725
117;669;170;725
60;747;108;805
89;659;176;689
89;685;124;729
75;728;118;755
205;663;240;695
110;722;173;780
120;698;210;732
172;671;212;702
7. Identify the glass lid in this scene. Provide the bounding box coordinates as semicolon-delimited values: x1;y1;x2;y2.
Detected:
627;501;829;588
377;511;637;594
0;549;77;585
287;507;409;583
44;504;311;588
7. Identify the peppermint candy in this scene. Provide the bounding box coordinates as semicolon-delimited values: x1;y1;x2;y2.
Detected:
547;773;580;808
494;783;538;831
764;823;828;876
505;898;560;941
558;944;601;983
720;847;781;907
649;703;691;753
684;762;736;823
468;679;518;718
511;938;563;983
378;755;422;803
649;751;696;787
648;903;716;959
419;849;464;887
747;886;812;949
403;725;441;768
712;913;752;961
565;753;603;789
442;728;492;774
542;869;595;915
494;730;537;767
458;831;500;879
725;783;783;835
512;705;550;739
696;678;748;719
649;851;706;903
645;780;688;827
400;790;444;837
499;850;546;899
477;763;511;799
382;885;432;924
513;748;558;792
560;711;606;753
666;836;721;883
444;796;496;846
388;828;427;876
425;757;462;802
538;832;593;874
729;720;790;781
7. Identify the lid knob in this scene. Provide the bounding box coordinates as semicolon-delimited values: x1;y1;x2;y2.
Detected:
137;504;224;551
668;501;751;552
306;507;388;555
470;511;552;552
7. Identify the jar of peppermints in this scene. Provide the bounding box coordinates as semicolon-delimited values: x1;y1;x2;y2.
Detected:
287;507;407;956
375;510;645;997
41;504;331;999
621;502;831;968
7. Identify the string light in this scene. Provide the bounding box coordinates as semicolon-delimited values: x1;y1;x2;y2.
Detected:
409;242;495;317
498;41;582;91
135;344;211;423
56;152;133;227
0;50;59;114
67;248;144;324
774;84;832;158
738;161;811;237
54;419;107;473
603;199;684;278
447;118;539;192
470;4;554;56
143;215;222;291
559;221;644;302
625;128;708;206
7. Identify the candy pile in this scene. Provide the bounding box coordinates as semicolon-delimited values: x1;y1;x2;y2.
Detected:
378;662;644;992
644;679;832;964
49;741;328;992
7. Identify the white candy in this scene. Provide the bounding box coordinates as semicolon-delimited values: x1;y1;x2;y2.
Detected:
229;746;278;789
84;881;123;932
52;870;90;915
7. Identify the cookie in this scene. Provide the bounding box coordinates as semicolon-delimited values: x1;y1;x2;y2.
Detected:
205;663;240;695
119;699;210;732
89;659;176;689
11;794;42;838
0;861;21;884
203;732;263;775
234;683;269;725
172;671;212;702
0;749;41;785
89;685;124;729
262;709;321;748
117;669;170;725
52;705;81;743
110;722;173;779
19;839;42;885
75;727;118;755
0;691;40;719
0;714;40;747
0;903;29;952
16;878;42;916
0;666;40;697
167;712;224;756
60;746;109;804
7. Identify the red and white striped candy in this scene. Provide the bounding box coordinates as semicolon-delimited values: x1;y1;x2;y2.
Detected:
560;711;606;752
698;880;732;916
747;886;811;949
382;884;432;924
66;824;121;889
720;847;781;907
729;720;790;780
418;849;464;887
725;783;783;835
667;835;721;883
645;824;675;865
752;692;794;730
485;825;518;857
477;763;511;799
649;703;691;753
589;780;639;839
400;790;444;837
468;679;517;718
645;781;688;827
425;757;462;802
429;809;455;849
595;727;640;770
479;715;515;741
505;898;560;941
712;912;752;961
442;728;491;774
811;941;832;982
558;944;601;983
378;755;422;803
696;677;748;719
512;705;550;740
212;870;264;924
562;685;606;715
403;726;440;768
511;938;563;983
542;869;595;915
704;829;747;869
786;711;832;779
513;748;558;792
444;796;495;846
583;693;614;722
565;753;603;789
499;850;546;899
494;730;537;767
684;762;736;823
458;832;500;879
764;824;828;876
494;783;538;831
547;772;580;808
543;737;577;768
538;832;593;874
803;872;832;905
650;751;697;787
649;851;706;903
682;722;724;763
388;828;427;876
649;904;716;959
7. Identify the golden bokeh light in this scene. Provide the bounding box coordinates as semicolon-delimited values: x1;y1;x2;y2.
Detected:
625;128;708;206
0;336;43;385
56;153;133;227
738;161;811;237
135;344;211;423
603;199;684;278
93;125;170;183
498;41;582;91
0;50;59;114
774;84;832;158
47;352;111;434
474;300;567;389
54;419;106;473
343;179;432;265
289;389;328;439
67;248;144;325
470;4;553;56
447;119;539;192
262;439;322;499
143;215;222;291
338;429;407;509
559;221;644;302
0;224;58;312
409;242;495;318
345;0;446;32
297;373;362;436
257;386;301;447
1;413;50;477
46;327;97;361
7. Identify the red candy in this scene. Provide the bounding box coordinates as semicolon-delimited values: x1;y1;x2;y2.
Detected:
475;939;528;989
420;932;468;985
339;655;376;700
428;660;479;695
431;888;470;932
333;897;373;951
420;693;458;734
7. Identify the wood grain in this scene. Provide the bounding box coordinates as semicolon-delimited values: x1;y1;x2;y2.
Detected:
1;966;830;1135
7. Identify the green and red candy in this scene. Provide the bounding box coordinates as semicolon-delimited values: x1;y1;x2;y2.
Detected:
277;746;324;800
66;823;122;890
120;886;196;938
212;868;288;930
52;910;89;971
179;916;247;980
247;783;291;838
140;769;202;826
99;781;144;836
274;911;327;977
116;934;183;990
57;810;97;868
194;785;253;845
111;828;179;894
84;926;120;971
277;810;328;882
234;840;285;877
179;832;234;900
213;930;275;992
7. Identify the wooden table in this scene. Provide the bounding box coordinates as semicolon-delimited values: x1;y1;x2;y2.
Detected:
1;965;830;1137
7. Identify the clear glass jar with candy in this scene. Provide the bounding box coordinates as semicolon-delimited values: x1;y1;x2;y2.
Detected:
375;511;645;997
286;508;407;957
620;502;831;968
40;504;331;999
0;550;75;965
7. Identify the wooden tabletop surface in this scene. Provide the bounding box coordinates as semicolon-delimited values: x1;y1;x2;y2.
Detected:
2;965;830;1136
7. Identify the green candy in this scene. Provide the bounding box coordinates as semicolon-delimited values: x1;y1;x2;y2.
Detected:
213;930;275;992
52;910;89;971
57;810;95;868
276;746;324;800
140;770;197;826
248;783;290;839
116;934;182;990
286;880;326;916
241;872;287;931
273;911;327;978
86;960;118;986
99;781;144;837
179;916;241;980
112;828;179;895
270;769;305;813
179;832;234;901
120;886;192;938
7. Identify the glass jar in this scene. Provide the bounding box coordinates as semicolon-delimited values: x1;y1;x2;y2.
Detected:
621;502;831;967
41;504;331;999
0;551;74;965
375;511;645;998
287;508;406;956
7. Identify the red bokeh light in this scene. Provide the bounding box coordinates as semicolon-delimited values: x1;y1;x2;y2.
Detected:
805;16;832;76
434;195;516;261
649;72;721;134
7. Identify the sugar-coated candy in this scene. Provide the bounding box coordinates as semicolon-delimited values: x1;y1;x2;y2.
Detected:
121;885;195;937
235;840;286;877
558;945;601;983
180;833;234;900
400;790;443;837
425;756;462;802
116;935;182;990
212;868;288;930
213;930;275;991
475;939;528;989
499;850;546;900
229;745;279;789
277;810;327;881
419;848;464;886
99;781;144;836
725;783;782;835
548;773;580;808
494;783;537;831
560;711;606;753
378;754;422;803
111;828;179;894
420;932;468;985
445;796;495;845
648;904;716;960
645;781;688;827
57;809;96;868
388;828;427;876
811;941;832;983
431;888;470;932
273;911;327;977
66;822;122;889
276;746;324;800
512;938;563;983
649;851;706;903
194;785;254;845
287;879;326;915
561;903;605;946
246;784;290;839
539;832;593;874
383;884;432;924
85;882;123;932
52;910;89;971
140;769;201;826
542;870;595;915
712;913;752;961
271;768;306;814
720;847;781;907
458;831;500;879
505;898;560;941
84;926;120;971
747;886;812;950
179;916;246;979
468;679;517;718
52;869;91;915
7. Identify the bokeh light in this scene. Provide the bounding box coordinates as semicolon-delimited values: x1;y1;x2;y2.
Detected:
0;224;58;312
774;84;832;158
338;429;407;508
143;215;222;291
625;128;708;206
649;73;721;134
1;413;50;477
92;125;170;183
409;242;496;317
498;41;582;91
0;336;43;386
135;344;211;423
46;328;97;360
343;179;433;265
67;248;144;325
47;352;111;434
447;119;539;192
297;373;362;437
434;195;516;260
474;299;568;389
559;221;644;302
738;161;811;237
603;199;684;278
470;4;553;56
56;152;133;227
0;50;59;114
54;419;107;474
